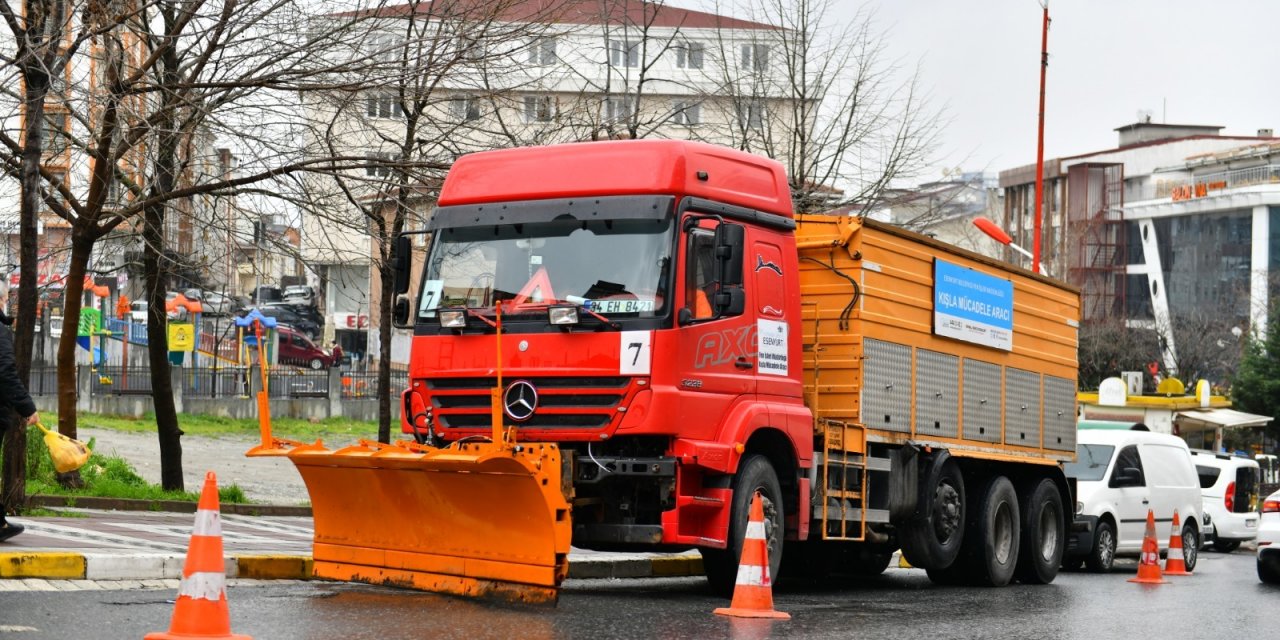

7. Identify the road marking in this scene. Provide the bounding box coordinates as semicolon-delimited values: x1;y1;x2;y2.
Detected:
0;625;39;631
20;521;189;552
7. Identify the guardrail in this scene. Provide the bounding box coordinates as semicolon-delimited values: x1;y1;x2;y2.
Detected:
1139;164;1280;201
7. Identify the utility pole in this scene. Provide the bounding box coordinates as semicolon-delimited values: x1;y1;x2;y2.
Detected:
1033;2;1050;274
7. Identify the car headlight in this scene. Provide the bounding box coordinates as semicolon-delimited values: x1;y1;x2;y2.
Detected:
438;309;467;328
548;305;580;326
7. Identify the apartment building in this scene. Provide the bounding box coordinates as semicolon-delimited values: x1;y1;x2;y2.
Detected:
301;0;797;363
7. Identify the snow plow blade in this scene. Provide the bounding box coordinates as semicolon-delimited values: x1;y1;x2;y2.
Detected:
250;438;571;605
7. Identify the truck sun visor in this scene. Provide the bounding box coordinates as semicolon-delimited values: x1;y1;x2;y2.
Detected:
429;195;675;230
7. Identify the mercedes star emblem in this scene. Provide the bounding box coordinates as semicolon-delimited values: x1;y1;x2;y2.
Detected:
503;380;538;422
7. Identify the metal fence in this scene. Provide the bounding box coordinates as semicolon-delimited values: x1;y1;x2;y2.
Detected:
340;369;408;400
27;366;59;396
182;367;251;399
269;369;332;399
91;365;154;395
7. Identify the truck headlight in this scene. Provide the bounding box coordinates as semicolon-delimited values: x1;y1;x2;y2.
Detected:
439;309;467;328
548;305;579;326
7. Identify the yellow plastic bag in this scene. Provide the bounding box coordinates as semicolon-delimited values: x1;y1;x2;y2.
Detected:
37;423;91;474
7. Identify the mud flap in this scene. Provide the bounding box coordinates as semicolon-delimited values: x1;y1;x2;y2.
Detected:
888;445;918;523
255;439;571;605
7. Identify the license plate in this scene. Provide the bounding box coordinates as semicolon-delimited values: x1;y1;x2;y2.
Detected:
1247;519;1257;528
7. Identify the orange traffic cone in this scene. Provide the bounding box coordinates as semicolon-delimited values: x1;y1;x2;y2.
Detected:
1164;510;1192;576
1128;509;1168;585
713;492;790;620
146;472;252;640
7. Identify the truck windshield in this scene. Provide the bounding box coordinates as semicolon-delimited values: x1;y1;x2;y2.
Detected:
1063;444;1115;481
419;217;673;323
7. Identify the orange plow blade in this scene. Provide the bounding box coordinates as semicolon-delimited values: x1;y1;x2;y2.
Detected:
250;439;571;605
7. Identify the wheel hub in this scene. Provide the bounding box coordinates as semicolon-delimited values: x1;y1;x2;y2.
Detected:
933;483;962;540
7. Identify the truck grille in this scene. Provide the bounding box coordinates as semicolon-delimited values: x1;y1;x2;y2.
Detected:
426;376;631;431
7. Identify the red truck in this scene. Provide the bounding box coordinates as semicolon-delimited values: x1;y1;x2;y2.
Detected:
253;139;1080;603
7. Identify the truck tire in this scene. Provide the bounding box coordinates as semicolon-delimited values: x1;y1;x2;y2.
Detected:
899;455;965;570
1014;478;1064;584
970;476;1020;587
1086;519;1116;573
701;455;784;596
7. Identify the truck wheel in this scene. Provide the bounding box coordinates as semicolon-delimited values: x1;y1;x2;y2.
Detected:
1213;539;1241;553
1086;519;1116;573
970;476;1020;587
1182;523;1200;571
1014;478;1064;584
701;455;784;596
900;455;965;570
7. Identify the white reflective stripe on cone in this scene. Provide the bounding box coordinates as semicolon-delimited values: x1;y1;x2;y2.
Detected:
735;563;767;587
745;520;767;540
1141;551;1158;565
192;510;222;537
178;571;228;601
1168;546;1183;560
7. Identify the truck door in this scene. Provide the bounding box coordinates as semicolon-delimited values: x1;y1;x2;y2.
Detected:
672;219;756;441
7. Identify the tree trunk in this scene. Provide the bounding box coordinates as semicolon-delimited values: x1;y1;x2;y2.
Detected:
144;194;183;491
51;232;94;488
2;56;52;513
55;232;95;441
377;259;394;443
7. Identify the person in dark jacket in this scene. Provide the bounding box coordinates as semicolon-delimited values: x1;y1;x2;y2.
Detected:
0;311;39;542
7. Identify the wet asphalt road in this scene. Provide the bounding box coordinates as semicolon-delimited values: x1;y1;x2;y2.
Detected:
2;551;1275;640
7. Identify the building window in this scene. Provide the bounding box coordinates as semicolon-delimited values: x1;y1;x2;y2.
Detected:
609;39;639;68
524;95;555;123
456;35;485;62
740;43;769;72
365;152;396;178
605;96;634;123
366;94;402;119
371;34;402;64
739;102;764;130
672;101;701;126
43;112;68;154
675;41;704;69
452;97;481;122
527;37;558;66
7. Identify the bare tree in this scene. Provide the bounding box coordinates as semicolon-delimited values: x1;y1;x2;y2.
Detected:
697;0;941;213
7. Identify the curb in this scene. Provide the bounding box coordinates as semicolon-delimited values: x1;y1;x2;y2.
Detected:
27;495;312;517
0;552;704;582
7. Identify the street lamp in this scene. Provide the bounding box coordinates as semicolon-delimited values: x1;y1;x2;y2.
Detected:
973;217;1047;275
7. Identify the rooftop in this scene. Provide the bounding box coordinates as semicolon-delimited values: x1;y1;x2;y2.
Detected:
336;0;780;31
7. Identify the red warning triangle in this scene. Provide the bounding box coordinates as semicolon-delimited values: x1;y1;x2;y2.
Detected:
510;267;557;306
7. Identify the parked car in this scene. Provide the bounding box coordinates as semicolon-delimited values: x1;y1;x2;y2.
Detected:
1063;425;1204;573
282;285;315;306
262;301;324;328
200;292;235;317
130;301;148;323
253;285;282;305
255;305;320;339
1259;489;1280;584
1192;450;1260;553
277;325;336;370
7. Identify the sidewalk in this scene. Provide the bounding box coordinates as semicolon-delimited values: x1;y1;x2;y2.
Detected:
0;507;703;583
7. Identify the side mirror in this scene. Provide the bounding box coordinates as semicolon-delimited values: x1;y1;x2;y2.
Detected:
714;286;745;317
714;223;745;287
393;294;412;327
392;235;413;296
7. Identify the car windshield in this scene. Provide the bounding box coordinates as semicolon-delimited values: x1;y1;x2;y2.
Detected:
1064;444;1115;481
419;216;673;321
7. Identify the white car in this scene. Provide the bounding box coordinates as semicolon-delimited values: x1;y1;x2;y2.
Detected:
1191;450;1260;552
130;301;148;323
1063;426;1204;572
1258;489;1280;584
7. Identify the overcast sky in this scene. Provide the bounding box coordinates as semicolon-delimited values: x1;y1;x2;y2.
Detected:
681;0;1280;181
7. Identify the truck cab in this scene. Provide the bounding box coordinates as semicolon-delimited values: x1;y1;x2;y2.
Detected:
398;141;809;584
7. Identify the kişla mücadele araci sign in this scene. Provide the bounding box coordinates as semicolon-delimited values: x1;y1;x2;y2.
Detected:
932;259;1013;351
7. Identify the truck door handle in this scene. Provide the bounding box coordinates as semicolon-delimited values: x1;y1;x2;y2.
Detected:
734;358;753;370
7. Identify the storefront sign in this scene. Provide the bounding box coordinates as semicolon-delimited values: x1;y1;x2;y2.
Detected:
1171;180;1227;202
933;259;1014;351
336;313;370;329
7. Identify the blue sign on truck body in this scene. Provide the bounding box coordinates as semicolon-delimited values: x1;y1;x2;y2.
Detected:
933;259;1014;351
